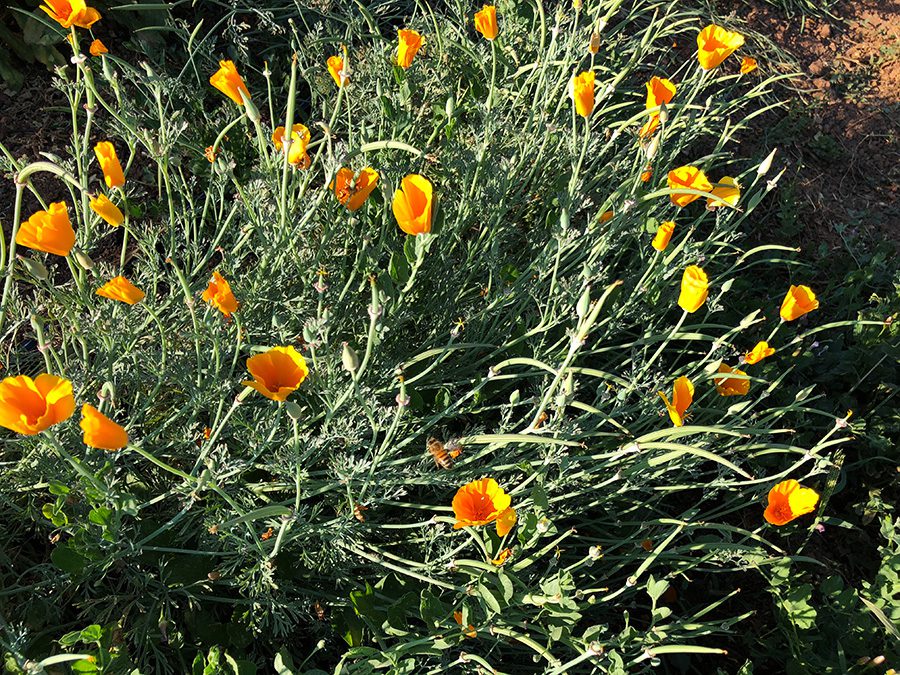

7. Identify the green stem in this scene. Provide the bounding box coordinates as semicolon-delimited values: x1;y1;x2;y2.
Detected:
0;182;24;337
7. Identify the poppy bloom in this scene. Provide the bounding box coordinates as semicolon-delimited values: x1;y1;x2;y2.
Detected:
780;285;819;322
696;24;745;70
743;340;775;365
397;29;423;69
491;547;512;566
40;0;100;29
453;611;477;638
707;176;740;209
452;478;517;536
96;276;145;305
0;374;75;436
202;270;239;317
714;363;749;396
332;167;379;211
392;174;433;236
764;479;819;526
89;194;124;227
658;375;693;427
242;346;309;402
641;166;653;182
89;39;108;56
639;77;675;137
327;55;346;87
599;210;614;224
272;124;311;169
651;220;675;252
678;265;708;313
16;202;76;257
571;71;595;118
210;60;250;105
589;32;600;55
474;5;498;41
740;57;758;74
94;141;125;189
80;404;128;450
668;166;713;207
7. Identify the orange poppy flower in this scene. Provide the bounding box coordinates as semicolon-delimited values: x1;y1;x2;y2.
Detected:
780;285;819;322
453;611;477;638
332;167;379;211
589;31;600;54
667;166;712;207
641;166;653;182
89;39;108;56
491;548;512;566
201;270;239;317
658;375;693;427
714;363;749;396
696;25;745;70
80;404;128;450
651;220;675;252
707;176;740;209
272;124;311;169
452;478;517;536
740;57;758;74
16;202;76;257
242;346;309;402
397;29;423;69
89;194;124;227
210;60;250;105
474;5;498;41
0;374;75;436
639;115;660;138
571;71;595;118
328;55;345;87
96;276;145;305
599;209;614;224
678;265;708;313
40;0;100;29
743;341;775;365
764;479;819;526
645;76;676;110
94;141;125;189
392;174;433;236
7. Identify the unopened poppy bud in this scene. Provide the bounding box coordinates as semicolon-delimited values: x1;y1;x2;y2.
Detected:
757;148;777;176
341;342;360;372
285;400;303;420
576;286;591;319
445;94;455;118
74;250;94;270
658;102;668;125
589;32;600;54
241;90;260;123
19;256;49;280
302;325;315;343
645;134;660;160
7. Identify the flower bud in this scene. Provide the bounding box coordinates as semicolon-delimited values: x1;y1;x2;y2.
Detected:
576;286;591;319
285;400;303;420
757;148;777;176
241;90;261;124
589;32;600;54
341;342;360;372
74;250;94;270
19;256;48;281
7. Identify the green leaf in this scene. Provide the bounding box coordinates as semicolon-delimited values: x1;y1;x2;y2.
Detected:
646;576;670;603
475;582;504;615
51;544;87;575
419;589;445;628
497;570;514;603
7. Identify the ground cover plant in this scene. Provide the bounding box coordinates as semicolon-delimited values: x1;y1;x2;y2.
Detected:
0;0;897;673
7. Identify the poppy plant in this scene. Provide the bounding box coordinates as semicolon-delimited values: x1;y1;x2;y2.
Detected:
332;167;379;211
202;271;239;317
327;55;346;87
714;363;749;396
474;5;498;41
678;265;709;313
668;166;713;207
94;141;125;189
707;177;740;209
0;374;75;436
740;57;758;74
80;404;128;450
743;341;775;365
452;478;517;536
491;548;512;566
651;220;675;252
89;194;124;227
89;39;108;56
41;0;100;29
397;29;423;69
658;375;693;427
453;611;477;638
272;124;311;169
392;174;433;236
210;60;250;105
16;202;76;257
764;479;819;526
696;24;745;70
571;71;595;118
639;76;676;137
780;285;819;322
96;276;145;305
242;346;309;402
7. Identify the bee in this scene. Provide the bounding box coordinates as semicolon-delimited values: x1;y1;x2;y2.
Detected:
353;504;368;522
427;437;455;469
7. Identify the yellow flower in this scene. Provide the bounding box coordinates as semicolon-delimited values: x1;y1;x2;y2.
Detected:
0;374;75;436
210;60;250;105
452;478;517;536
16;202;76;257
96;276;145;305
740;56;758;74
328;55;346;87
639;76;676;137
332;167;379;211
474;5;498;41
242;346;309;402
658;376;693;427
94;141;125;189
89;194;124;227
651;220;675;252
764;479;819;526
780;285;819;322
641;166;653;182
201;270;239;317
667;165;713;207
397;29;423;69
571;71;595;118
714;363;749;396
40;0;100;29
272;124;311;169
678;265;709;313
392;174;433;236
707;176;740;209
89;39;108;56
80;404;128;451
743;341;775;365
491;548;512;566
696;24;745;70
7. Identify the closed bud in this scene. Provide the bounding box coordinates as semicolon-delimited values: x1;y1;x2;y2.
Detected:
658;101;668;125
757;148;777;176
19;256;48;281
302;325;316;343
74;250;94;270
445;94;455;118
341;342;360;372
576;286;591;319
645;134;660;160
241;90;260;123
285;400;303;420
589;32;600;54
